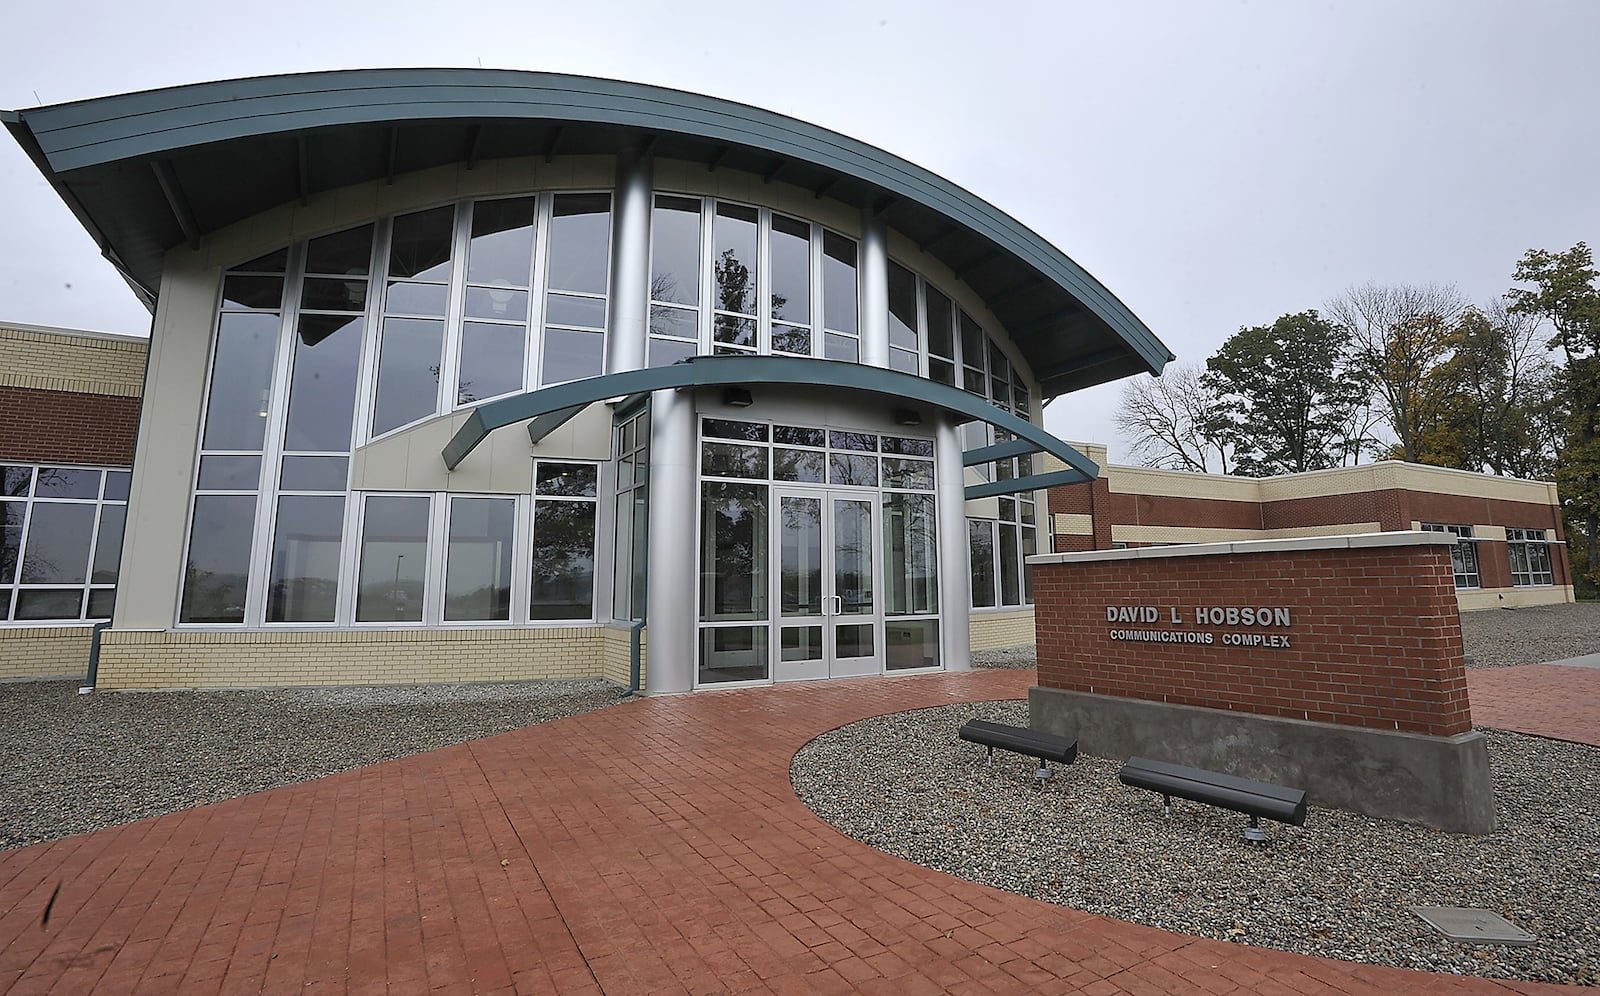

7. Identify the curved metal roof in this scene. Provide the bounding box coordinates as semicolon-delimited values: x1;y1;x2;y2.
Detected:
3;69;1171;397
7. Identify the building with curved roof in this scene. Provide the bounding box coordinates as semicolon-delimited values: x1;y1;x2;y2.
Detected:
3;70;1172;691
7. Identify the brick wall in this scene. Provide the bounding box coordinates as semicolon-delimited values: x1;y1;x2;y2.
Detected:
0;385;141;465
0;626;95;680
1033;539;1471;736
969;608;1035;650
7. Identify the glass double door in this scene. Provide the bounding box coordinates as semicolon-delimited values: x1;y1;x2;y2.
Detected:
774;489;880;681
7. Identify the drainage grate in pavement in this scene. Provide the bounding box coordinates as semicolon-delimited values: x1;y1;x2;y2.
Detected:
1408;906;1536;946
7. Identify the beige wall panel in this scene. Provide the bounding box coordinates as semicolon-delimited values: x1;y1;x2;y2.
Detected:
0;325;147;397
1053;513;1093;536
600;625;647;689
1111;522;1384;545
117;252;221;629
969;608;1036;651
0;626;94;681
1456;586;1574;611
354;404;613;494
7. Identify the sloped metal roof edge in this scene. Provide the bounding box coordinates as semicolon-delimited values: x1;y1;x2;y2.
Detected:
9;69;1172;373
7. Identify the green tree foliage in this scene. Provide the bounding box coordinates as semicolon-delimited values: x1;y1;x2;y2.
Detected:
1203;311;1364;475
1509;243;1600;593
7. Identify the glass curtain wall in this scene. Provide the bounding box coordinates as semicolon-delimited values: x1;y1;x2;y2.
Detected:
612;408;650;621
1;465;129;622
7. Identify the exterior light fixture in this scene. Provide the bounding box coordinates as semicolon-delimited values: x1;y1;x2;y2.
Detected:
722;387;754;408
894;408;922;426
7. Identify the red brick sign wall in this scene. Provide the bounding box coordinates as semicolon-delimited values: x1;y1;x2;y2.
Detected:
1033;541;1471;736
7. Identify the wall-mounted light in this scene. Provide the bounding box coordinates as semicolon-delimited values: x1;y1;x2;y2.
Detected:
894;408;922;426
722;387;754;408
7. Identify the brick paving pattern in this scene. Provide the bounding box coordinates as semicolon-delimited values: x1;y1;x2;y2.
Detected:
1468;663;1600;746
1;668;1588;994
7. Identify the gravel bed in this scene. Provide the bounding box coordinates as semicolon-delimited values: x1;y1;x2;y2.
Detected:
793;701;1600;985
971;645;1038;669
0;679;619;852
1460;602;1600;667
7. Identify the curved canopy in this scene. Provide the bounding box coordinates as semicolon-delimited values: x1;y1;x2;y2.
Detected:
442;355;1097;499
4;69;1171;398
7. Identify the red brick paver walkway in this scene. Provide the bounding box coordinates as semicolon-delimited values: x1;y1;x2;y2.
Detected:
1469;663;1600;746
0;669;1584;994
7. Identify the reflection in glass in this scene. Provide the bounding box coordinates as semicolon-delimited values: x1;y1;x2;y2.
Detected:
773;448;824;484
222;275;284;311
960;312;984;368
828;453;878;487
16;590;81;620
835;624;875;659
926;286;954;359
889;350;918;373
384;281;450;317
34;468;99;499
20;504;94;583
697;625;768;684
779;496;823;615
830;431;877;451
87;588;115;619
700;482;768;621
824;333;857;362
882;436;934;457
770;214;810;323
203;312;280;451
886;619;940;670
703;419;768;442
458;322;525;404
91;505;126;583
649;305;697;340
280;456;349;492
530;501;596;619
1000;522;1021;606
388;206;455;281
714;204;758;316
612;490;648;621
304;224;374;277
649;337;696;368
2;466;30;497
373;318;445;434
1023;526;1038;603
822;233;858;334
651;195;701;306
703;443;767;480
772;325;811;355
547;194;612;294
266;495;345;622
300;276;368;312
542;328;604;384
713;315;756;350
464;286;529;322
969;520;996;608
467;197;535;287
888;261;918;349
883;458;933;490
834;498;873;615
536;463;598;497
774;426;826;447
237;248;288;273
0;502;17;581
198;455;261;491
546;293;607;329
181;495;257;623
884;493;937;615
782;625;824;662
285;315;364;451
356;496;429;622
445;498;514;621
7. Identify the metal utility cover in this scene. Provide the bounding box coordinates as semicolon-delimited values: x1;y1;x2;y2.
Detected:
1408;906;1536;946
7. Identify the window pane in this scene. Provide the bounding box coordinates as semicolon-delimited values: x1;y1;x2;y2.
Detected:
2;502;22;582
34;468;99;499
266;495;345;623
1022;527;1037;603
830;431;878;451
883;457;934;490
222;275;284;311
770;214;810;324
774;426;826;447
20;504;94;583
651;195;701;305
828;453;878;487
704;419;768;442
87;588;115;619
1;466;30;497
373;318;445;434
546;293;607;328
703;443;768;480
882;436;934;457
304;224;373;276
547;194;612;295
884;492;937;615
713;203;759;317
773;448;825;484
300;276;368;313
649;305;697;340
198;455;261;491
700;482;768;621
926;286;954;358
959;312;984;367
999;522;1021;605
541;328;604;384
280;456;349;492
713;315;756;349
698;625;768;684
888;261;918;349
356;496;429;622
181;494;257;623
824;333;857;362
203;312;280;451
530;501;596;619
385;280;450;317
458;322;526;404
886;619;939;671
91;505;125;583
388;205;455;281
836;624;874;659
835;499;874;615
536;463;598;497
930;358;955;386
445;498;514;621
889;348;918;374
463;286;529;322
285;315;364;451
969;520;996;608
822;232;857;333
649;337;696;368
237;248;288;273
772;324;811;356
467;197;535;287
15;590;81;621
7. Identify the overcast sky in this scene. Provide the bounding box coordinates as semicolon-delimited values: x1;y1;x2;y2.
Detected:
3;0;1596;460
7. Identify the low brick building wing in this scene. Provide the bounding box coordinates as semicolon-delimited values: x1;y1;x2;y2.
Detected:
0;323;146;678
1045;444;1573;611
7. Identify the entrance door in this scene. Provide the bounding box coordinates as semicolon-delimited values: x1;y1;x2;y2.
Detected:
773;490;880;681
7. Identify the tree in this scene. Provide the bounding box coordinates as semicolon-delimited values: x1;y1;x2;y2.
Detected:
1325;282;1469;463
1509;243;1600;593
1203;311;1363;476
1113;363;1232;473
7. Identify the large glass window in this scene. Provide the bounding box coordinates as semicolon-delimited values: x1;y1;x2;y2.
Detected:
1507;528;1554;587
770;214;812;356
530;463;598;620
444;497;516;622
713;203;759;354
288;226;371;451
969;519;996;608
649;195;702;367
1420;523;1481;589
887;261;920;374
0;465;129;623
542;193;611;384
265;495;346;623
355;496;431;622
373;206;454;435
613;409;650;621
822;232;859;361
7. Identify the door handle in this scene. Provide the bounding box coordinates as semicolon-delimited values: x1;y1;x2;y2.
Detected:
831;595;843;615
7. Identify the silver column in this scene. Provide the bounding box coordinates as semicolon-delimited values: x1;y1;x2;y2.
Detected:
645;386;697;692
857;208;890;368
935;415;972;670
606;146;653;374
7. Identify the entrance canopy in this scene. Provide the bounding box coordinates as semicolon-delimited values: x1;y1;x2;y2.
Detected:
442;355;1098;499
5;69;1171;399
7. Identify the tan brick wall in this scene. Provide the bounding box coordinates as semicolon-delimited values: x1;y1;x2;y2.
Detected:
0;325;147;398
94;627;616;689
969;609;1035;651
600;626;648;689
0;626;96;681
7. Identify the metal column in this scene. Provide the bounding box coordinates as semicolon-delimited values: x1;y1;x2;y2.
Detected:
644;386;697;692
605;145;653;374
935;416;972;670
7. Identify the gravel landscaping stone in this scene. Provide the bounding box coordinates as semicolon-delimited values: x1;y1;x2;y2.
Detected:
793;701;1600;985
1460;602;1600;668
0;679;619;851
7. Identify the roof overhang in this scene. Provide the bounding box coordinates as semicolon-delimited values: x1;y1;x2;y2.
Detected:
4;69;1171;397
441;354;1096;499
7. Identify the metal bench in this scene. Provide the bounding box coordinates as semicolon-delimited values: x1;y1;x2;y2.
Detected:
1118;756;1309;842
958;719;1078;790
